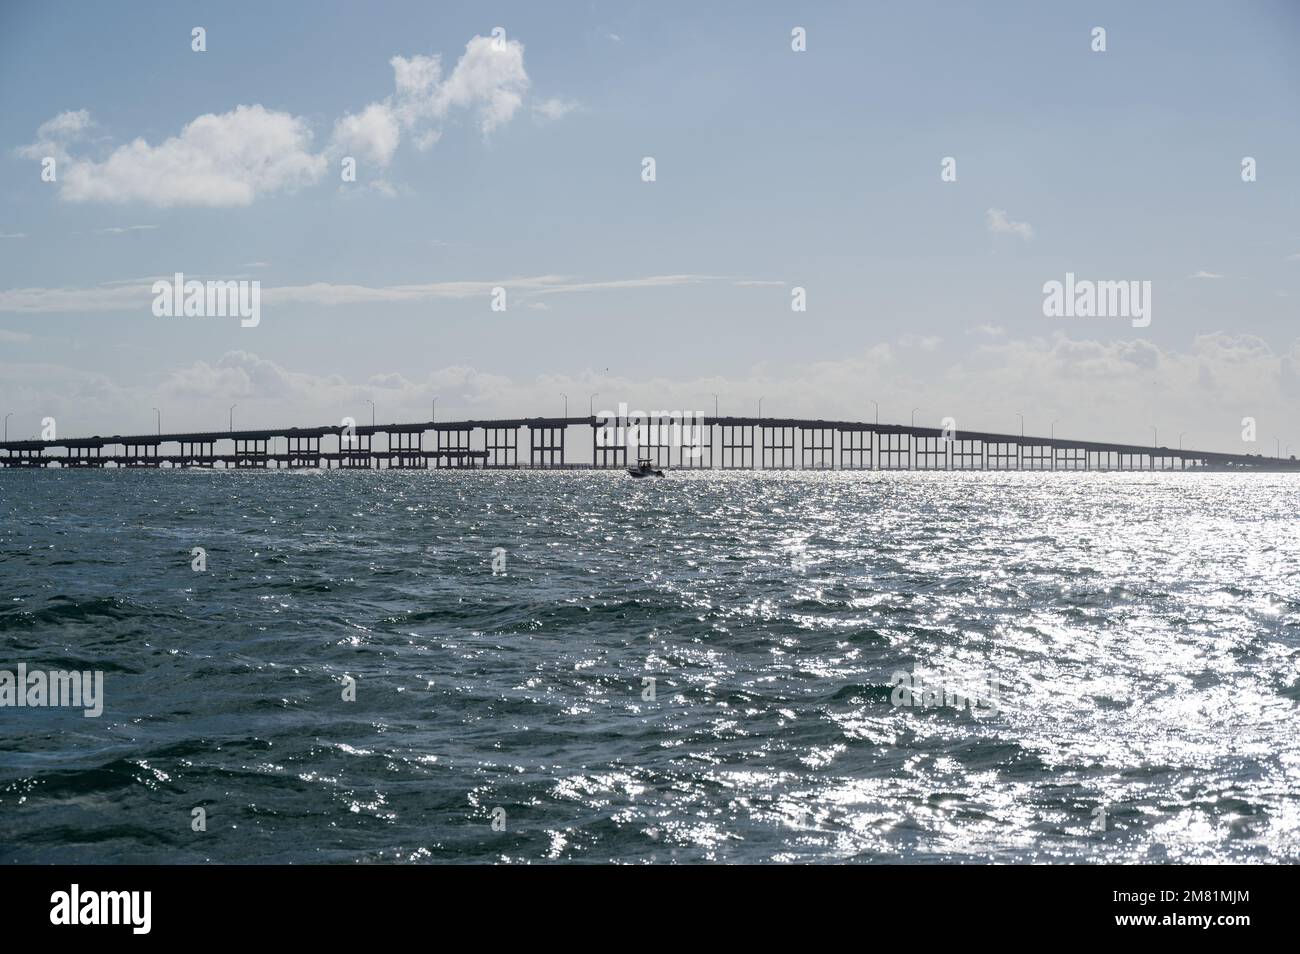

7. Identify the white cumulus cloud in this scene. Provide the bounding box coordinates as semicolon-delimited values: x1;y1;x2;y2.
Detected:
16;108;93;161
333;33;540;168
331;102;402;167
427;34;530;134
57;105;327;207
18;35;569;204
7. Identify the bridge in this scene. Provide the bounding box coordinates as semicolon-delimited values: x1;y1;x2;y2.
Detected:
1;414;1294;471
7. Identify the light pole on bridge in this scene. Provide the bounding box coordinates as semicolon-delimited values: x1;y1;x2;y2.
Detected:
229;404;237;431
153;407;161;435
911;407;920;428
3;412;11;442
1050;419;1059;439
1016;412;1024;438
365;399;375;428
870;401;878;425
1179;432;1186;450
561;393;568;419
431;397;437;423
711;393;719;418
758;396;764;418
589;393;599;417
1150;426;1158;449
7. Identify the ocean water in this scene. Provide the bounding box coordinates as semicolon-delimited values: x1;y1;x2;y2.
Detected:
1;469;1297;864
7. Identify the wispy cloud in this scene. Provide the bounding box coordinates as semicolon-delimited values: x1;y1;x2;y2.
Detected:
525;274;725;297
0;273;741;313
1188;269;1225;279
533;97;578;122
15;109;93;162
899;334;942;351
985;208;1034;241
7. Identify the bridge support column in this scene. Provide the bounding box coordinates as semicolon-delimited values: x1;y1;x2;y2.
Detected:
9;448;49;468
631;415;671;469
180;441;215;467
837;428;870;469
437;427;475;468
878;432;910;470
286;435;321;468
234;438;269;468
124;442;161;467
529;425;565;468
720;425;753;469
914;435;947;470
677;417;711;468
759;426;795;469
64;445;105;468
386;431;423;469
592;417;627;470
487;427;520;468
340;432;372;468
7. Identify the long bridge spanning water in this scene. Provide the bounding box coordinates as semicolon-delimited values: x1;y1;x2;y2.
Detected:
1;414;1294;471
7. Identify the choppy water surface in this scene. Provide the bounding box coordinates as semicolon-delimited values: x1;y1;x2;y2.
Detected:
1;470;1297;863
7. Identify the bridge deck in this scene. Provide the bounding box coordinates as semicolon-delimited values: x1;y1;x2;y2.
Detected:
1;416;1294;470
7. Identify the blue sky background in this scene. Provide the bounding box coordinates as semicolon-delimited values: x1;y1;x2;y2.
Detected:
1;1;1298;452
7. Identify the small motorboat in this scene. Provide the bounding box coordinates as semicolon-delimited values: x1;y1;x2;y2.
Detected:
626;457;665;478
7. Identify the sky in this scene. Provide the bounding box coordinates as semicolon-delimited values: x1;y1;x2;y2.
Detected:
1;0;1299;454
